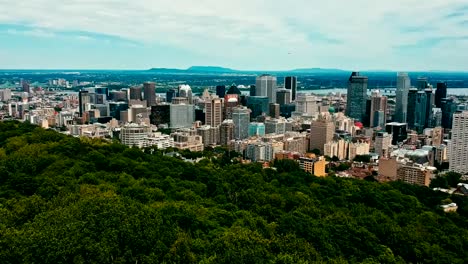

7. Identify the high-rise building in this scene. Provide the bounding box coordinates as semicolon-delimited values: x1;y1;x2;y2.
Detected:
79;90;91;117
265;118;287;135
232;107;251;140
284;76;297;101
345;72;368;122
0;89;12;101
247;96;269;119
449;111;468;174
424;88;435;128
205;98;223;127
295;94;319;116
220;119;235;146
170;104;195;129
121;123;151;148
109;91;127;102
248;122;266;137
178;85;193;104
108;102;128;120
276;89;291;106
441;98;458;129
166;89;178;103
216;85;226;98
143;82;157;106
129;87;142;100
309;116;335;154
435;82;447;108
395;72;410;123
22;81;30;93
150;104;171;126
369;90;388;128
255;75;277;104
197;125;219;147
385;122;408;145
397;164;433;187
407;89;428;132
416;77;429;91
374;132;392;158
269;103;280;119
249;85;256;97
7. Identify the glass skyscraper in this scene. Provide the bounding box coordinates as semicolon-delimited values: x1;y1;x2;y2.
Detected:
255;75;277;104
395;72;410;123
345;72;368;122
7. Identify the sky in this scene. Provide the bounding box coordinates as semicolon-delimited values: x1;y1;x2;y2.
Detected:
0;0;468;71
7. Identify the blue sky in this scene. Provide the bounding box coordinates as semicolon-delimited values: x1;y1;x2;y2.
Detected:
0;0;468;71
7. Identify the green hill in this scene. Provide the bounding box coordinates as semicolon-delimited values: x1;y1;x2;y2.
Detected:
0;121;467;263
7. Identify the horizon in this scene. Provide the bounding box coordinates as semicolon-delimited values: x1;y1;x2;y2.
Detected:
0;1;468;70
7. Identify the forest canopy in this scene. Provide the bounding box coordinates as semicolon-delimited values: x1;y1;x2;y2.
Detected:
0;121;468;263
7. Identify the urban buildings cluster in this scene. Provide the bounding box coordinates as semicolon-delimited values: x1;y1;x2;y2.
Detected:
1;72;468;186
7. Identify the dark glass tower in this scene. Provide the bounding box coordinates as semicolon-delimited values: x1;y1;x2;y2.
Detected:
345;72;368;122
435;82;447;108
216;85;226;98
284;76;297;101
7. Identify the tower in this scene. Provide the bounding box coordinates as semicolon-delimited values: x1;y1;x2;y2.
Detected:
370;90;388;128
143;82;157;106
216;85;226;98
205;98;223;127
395;72;410;123
284;76;297;101
232;107;251;140
129;87;142;100
449;111;468;174
220;119;235;146
309;115;335;154
435;82;447;108
345;72;368;122
255;75;277;104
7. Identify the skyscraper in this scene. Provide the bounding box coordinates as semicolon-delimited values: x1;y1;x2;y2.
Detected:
441;98;458;129
435;82;447;108
232;107;251;140
248;122;266;137
269;103;280;119
255;75;277;104
178;85;193;104
78;90;90;117
345;72;368;122
247;96;269;119
276;89;291;106
425;88;435;128
129;87;142;100
170;104;195;129
205;98;223;127
166;89;178;104
407;89;428;132
143;82;157;106
220;119;235;146
369;90;388;128
416;77;429;91
284;76;297;101
395;72;410;123
449;111;468;174
375;132;392;158
309;116;335;154
216;85;226;98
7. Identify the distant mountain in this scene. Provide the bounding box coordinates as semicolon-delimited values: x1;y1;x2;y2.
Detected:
187;66;237;72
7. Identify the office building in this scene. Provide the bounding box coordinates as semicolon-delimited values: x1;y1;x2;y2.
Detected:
375;132;392;158
129;87;142;100
348;141;371;161
166;89;178;104
449;111;468;174
249;85;256;97
109;91;127;102
247;96;269;119
205;98;223;127
441;98;458;129
255;75;277;104
385;122;408;145
284;76;297;101
425;88;435;128
395;72;411;123
295;94;319;116
435;82;447;108
416;77;429;90
108;102;128;120
269;103;280;119
276;89;291;105
79;90;91;117
370;90;388;128
22;81;30;93
178;85;193;104
220;119;235;146
325;139;349;160
170;104;195;129
431;108;442;128
216;85;226;98
246;143;274;162
248;122;266;137
0;89;12;101
345;72;368;122
171;129;204;152
309;116;335;154
143;82;157;106
407;89;428;132
265;118;287;135
232;107;251;140
150;104;171;126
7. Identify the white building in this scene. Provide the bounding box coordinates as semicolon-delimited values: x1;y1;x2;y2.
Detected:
449;111;468;174
120;123;151;148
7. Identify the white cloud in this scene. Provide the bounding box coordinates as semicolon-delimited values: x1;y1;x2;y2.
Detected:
0;0;467;70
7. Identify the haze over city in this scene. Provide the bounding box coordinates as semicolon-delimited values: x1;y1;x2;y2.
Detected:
1;0;468;70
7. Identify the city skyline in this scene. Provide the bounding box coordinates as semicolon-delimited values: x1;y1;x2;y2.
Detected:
1;1;468;71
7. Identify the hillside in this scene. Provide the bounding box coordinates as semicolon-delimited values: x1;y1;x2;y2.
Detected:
0;121;468;263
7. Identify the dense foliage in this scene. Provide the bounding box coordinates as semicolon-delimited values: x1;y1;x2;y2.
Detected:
1;121;468;263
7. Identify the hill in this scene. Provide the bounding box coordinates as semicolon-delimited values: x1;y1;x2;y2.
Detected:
0;121;468;263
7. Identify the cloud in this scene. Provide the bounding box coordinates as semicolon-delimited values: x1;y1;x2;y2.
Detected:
0;0;467;70
6;28;55;38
